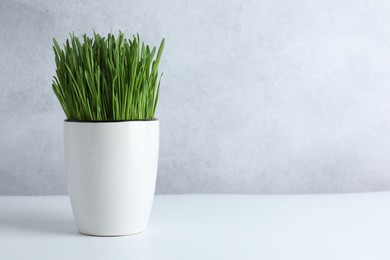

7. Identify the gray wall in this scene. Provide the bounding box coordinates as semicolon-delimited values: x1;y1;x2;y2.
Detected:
1;0;390;195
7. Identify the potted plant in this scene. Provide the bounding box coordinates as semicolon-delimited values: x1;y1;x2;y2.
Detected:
52;32;165;236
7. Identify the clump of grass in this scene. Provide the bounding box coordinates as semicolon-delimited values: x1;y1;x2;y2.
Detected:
52;32;165;121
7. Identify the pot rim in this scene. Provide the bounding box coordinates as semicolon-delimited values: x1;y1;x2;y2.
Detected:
64;118;158;123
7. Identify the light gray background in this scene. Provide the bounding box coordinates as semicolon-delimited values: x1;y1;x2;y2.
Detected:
1;0;390;195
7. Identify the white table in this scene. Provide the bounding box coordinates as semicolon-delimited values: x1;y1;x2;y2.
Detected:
0;193;389;260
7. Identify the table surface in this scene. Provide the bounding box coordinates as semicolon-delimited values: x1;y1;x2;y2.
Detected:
1;193;389;260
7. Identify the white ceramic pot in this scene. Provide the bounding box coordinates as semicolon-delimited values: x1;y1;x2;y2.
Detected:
64;120;159;236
